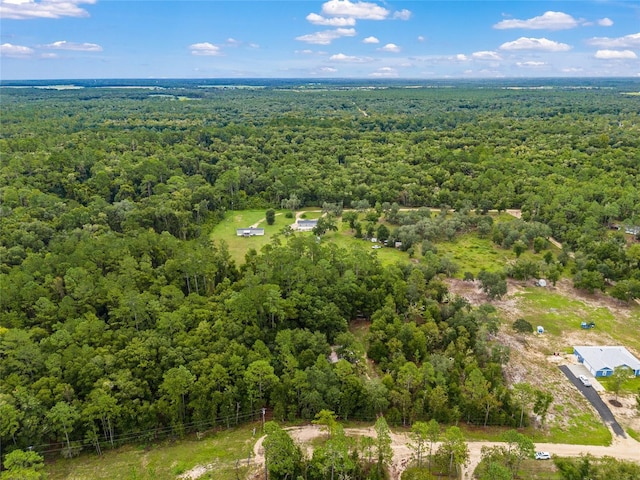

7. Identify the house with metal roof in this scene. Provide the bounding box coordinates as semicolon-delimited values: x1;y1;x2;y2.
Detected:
296;219;318;232
573;345;640;377
236;227;265;237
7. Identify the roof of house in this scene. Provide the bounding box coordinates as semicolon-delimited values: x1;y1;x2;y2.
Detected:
574;345;640;372
236;227;264;234
297;219;318;226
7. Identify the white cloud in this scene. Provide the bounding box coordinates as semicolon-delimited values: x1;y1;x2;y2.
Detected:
40;52;58;58
319;66;337;73
329;52;371;63
321;0;389;20
370;66;398;77
225;38;241;46
0;42;34;56
598;18;613;27
455;54;469;61
306;12;356;26
417;36;425;42
493;11;578;30
379;43;400;53
562;67;583;73
296;27;356;45
248;43;260;49
43;40;102;51
189;42;222;56
363;36;379;44
393;9;411;21
516;61;546;67
594;49;637;59
500;37;571;51
586;32;640;48
472;50;501;60
0;0;95;20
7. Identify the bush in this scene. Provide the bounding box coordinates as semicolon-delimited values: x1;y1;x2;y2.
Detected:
401;466;436;480
513;318;533;334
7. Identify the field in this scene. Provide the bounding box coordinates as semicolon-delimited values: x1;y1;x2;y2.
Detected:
209;209;288;262
436;233;512;276
47;424;259;480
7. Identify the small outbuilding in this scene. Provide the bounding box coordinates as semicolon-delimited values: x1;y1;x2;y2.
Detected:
236;227;265;237
573;345;640;377
537;326;545;334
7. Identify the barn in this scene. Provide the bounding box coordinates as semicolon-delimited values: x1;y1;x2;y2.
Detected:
573;345;640;377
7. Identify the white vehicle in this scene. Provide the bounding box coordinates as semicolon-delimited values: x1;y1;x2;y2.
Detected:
535;452;551;460
578;375;591;387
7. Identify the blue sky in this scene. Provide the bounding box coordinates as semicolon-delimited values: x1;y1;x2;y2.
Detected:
1;0;639;79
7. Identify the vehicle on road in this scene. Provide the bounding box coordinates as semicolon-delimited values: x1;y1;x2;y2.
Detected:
578;375;591;387
535;452;551;460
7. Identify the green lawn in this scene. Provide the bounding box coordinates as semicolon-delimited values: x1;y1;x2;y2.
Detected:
210;209;293;263
46;424;259;480
598;375;640;396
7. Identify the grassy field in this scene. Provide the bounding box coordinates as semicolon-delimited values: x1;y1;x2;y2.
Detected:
435;233;511;276
211;209;417;266
46;424;259;480
513;288;640;353
210;209;291;263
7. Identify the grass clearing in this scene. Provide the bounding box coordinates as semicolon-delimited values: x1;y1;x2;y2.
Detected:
435;234;509;276
547;412;612;446
517;458;562;479
210;209;292;263
514;287;640;353
46;424;258;480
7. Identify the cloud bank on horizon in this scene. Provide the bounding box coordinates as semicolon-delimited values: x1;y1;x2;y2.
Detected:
0;0;638;79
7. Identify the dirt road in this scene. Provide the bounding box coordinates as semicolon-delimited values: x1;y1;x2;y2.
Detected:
251;425;640;480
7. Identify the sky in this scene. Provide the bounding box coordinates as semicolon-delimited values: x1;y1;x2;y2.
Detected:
1;0;639;80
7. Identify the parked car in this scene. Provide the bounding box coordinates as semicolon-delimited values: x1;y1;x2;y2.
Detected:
535;452;551;460
578;375;591;387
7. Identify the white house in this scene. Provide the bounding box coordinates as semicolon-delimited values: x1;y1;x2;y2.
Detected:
573;345;640;377
296;219;318;232
236;227;264;237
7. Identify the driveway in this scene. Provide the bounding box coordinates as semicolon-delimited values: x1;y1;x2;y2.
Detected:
559;365;626;437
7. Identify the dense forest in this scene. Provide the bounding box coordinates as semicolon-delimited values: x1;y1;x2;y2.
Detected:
1;80;639;472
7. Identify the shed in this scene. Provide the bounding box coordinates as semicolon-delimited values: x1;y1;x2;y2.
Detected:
573;345;640;377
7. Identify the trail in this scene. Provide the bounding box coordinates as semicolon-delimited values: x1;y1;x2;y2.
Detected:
249;212;282;229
